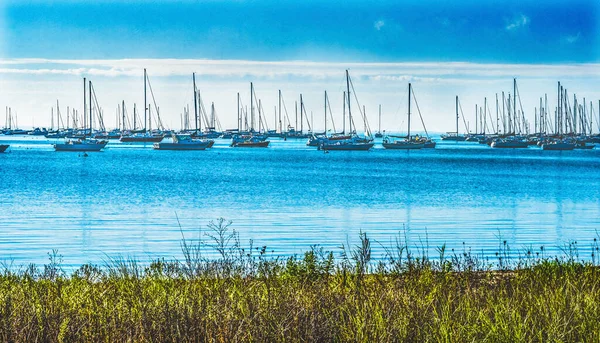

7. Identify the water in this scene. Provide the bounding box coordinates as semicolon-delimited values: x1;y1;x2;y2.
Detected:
1;135;599;267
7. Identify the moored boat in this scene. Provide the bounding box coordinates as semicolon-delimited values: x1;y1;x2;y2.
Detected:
320;139;374;151
120;132;164;142
382;139;423;150
55;78;108;152
491;138;529;149
0;144;8;153
153;134;213;150
54;138;108;152
231;135;270;147
542;140;576;151
383;83;431;150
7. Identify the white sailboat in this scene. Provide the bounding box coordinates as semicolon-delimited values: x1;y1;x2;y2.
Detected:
319;70;374;151
383;83;424;150
54;78;107;152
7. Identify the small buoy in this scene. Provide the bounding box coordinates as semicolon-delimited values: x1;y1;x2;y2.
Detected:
83;152;89;157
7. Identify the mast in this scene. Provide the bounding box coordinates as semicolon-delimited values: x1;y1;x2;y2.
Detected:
408;83;411;139
237;92;240;132
495;94;499;134
379;104;382;134
122;100;125;131
300;94;304;133
455;96;459;135
513;78;516;135
144;68;147;132
250;82;254;131
342;91;346;134
133;104;137;130
278;90;282;134
193;73;198;133
346;70;352;133
324;91;327;134
475;104;478;135
557;82;561;135
83;77;87;136
484;97;487;136
89;80;92;137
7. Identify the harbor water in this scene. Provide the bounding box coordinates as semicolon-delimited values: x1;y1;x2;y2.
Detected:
1;135;599;267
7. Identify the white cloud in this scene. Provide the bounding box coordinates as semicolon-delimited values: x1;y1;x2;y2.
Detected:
1;58;599;133
565;33;581;44
1;59;600;80
506;14;529;31
374;20;385;31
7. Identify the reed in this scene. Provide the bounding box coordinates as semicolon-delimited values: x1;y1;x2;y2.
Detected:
0;219;599;342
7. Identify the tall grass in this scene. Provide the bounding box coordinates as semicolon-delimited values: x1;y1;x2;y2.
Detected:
0;219;599;342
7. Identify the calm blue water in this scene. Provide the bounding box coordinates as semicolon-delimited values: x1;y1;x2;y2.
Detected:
1;135;599;267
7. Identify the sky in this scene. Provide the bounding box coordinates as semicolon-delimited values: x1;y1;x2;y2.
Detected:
1;0;599;132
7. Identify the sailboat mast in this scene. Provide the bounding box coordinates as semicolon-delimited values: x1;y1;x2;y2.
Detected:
408;83;411;139
475;104;478;134
379;104;382;134
143;69;148;132
513;78;516;135
193;73;198;133
342;91;346;134
89;80;93;136
455;96;459;135
83;77;87;137
324;91;327;134
122;100;125;131
300;94;304;133
250;82;254;131
237;92;240;132
346;70;352;133
278;90;282;134
496;94;499;134
484;97;487;136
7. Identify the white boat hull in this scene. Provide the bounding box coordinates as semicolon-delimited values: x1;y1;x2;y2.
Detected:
320;142;374;151
153;142;211;150
54;141;107;152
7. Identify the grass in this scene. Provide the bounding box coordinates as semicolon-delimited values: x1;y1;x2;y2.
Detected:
0;219;599;342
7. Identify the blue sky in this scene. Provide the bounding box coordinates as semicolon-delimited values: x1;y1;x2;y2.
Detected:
2;0;598;62
1;1;599;131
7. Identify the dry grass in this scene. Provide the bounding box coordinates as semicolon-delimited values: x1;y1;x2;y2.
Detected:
0;219;599;342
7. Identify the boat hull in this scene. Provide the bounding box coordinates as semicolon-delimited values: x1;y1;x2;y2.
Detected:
441;136;467;141
120;136;164;143
54;142;107;152
0;144;8;153
542;143;575;151
382;142;423;150
320;143;374;151
491;141;529;149
231;141;270;148
153;142;211;150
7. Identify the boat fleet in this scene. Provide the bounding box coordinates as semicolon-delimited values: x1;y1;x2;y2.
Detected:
1;72;598;153
440;79;599;150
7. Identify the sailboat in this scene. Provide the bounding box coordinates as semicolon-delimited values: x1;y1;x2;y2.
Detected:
120;69;164;143
441;96;467;141
319;70;374;151
231;82;270;147
54;78;108;152
155;73;214;150
154;133;213;150
382;83;424;150
374;105;383;138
